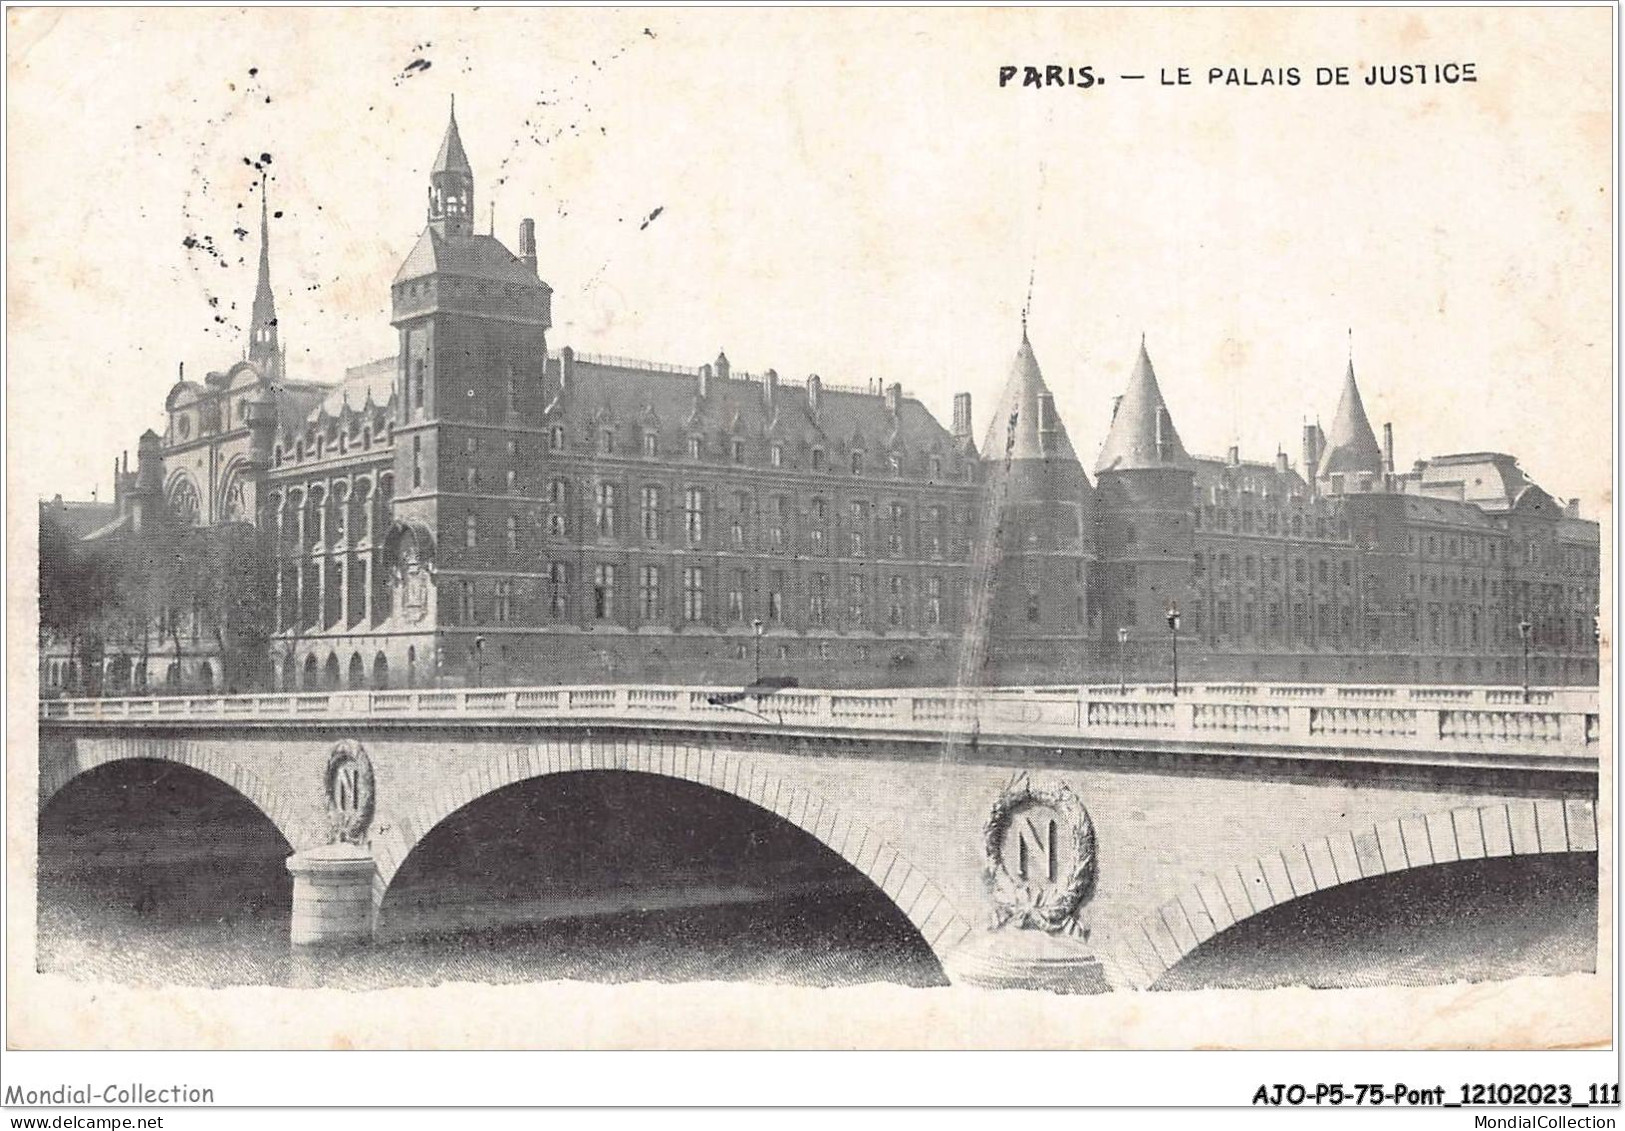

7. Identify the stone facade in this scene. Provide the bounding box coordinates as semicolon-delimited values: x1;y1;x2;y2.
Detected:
42;103;1601;693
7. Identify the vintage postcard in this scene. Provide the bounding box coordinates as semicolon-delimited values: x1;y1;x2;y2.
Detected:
5;5;1614;1065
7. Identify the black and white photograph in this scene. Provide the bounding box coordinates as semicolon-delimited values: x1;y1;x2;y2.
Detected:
4;1;1616;1104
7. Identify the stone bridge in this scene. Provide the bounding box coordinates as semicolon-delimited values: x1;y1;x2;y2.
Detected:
38;680;1603;991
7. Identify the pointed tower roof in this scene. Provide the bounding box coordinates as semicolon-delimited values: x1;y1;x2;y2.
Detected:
980;332;1079;464
247;174;281;378
1319;358;1383;477
1095;337;1189;474
433;96;472;175
250;178;276;331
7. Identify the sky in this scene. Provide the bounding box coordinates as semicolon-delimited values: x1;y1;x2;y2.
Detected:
7;7;1614;514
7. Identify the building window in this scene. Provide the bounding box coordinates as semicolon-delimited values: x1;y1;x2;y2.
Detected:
494;581;512;622
641;486;662;540
464;513;477;549
593;564;617;620
809;573;829;625
684;487;705;544
926;576;942;626
889;575;906;627
505;514;519;552
412;435;423;489
770;495;786;549
639;565;662;620
505;468;517;493
847;574;866;626
849;501;867;556
929;455;942;479
643;431;658;457
547;563;568;618
412;359;425;409
465;465;479;491
770;443;783;468
732;439;746;464
688;435;703;460
851;451;864;475
683;567;705;622
812;447;826;472
600;428;615;456
549;426;565;453
595;482;618;536
547;478;568;536
728;569;747;623
768;570;785;622
459;581;476;623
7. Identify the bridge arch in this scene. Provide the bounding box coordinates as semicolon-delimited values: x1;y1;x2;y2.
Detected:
38;735;312;851
1114;797;1599;991
368;735;974;962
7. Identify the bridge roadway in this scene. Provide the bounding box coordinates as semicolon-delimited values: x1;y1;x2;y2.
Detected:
38;680;1604;991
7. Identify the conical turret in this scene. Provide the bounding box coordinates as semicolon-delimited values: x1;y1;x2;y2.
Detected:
1095;337;1188;474
981;330;1081;465
1319;357;1382;480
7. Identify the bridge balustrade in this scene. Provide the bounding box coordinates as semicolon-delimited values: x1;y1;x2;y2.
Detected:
40;679;1602;769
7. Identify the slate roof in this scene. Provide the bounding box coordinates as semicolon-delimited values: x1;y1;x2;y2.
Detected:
1095;339;1190;473
393;227;549;290
979;334;1081;465
557;359;958;459
1319;360;1384;477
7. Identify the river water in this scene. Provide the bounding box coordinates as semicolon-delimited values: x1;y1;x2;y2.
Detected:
37;761;948;990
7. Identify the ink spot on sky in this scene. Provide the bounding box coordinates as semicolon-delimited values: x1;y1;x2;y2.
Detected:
638;206;665;231
395;58;433;85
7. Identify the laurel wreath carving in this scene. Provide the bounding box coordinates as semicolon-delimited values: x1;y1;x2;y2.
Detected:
325;739;376;846
982;773;1097;935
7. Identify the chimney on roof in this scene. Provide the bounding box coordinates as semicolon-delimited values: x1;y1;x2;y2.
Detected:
807;373;821;415
1275;449;1289;473
714;351;730;381
1227;444;1240;467
764;368;779;415
952;392;972;441
560;346;574;393
518;218;537;274
1566;497;1582;518
698;363;712;400
886;381;902;416
1382;422;1395;476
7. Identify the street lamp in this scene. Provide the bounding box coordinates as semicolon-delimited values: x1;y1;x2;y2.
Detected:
1117;626;1130;694
752;617;764;683
1517;618;1532;703
1166;603;1181;697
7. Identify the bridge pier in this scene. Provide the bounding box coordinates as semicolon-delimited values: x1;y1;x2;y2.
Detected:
286;844;376;947
944;930;1112;994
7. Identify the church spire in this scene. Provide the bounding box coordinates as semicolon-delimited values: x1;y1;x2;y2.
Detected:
1095;336;1189;474
1319;353;1383;479
248;173;281;378
428;95;474;236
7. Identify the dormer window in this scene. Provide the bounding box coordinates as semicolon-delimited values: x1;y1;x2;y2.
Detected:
851;451;864;475
549;426;565;453
643;432;658;457
812;447;826;472
688;435;703;460
888;453;901;474
770;444;783;468
929;455;942;479
732;439;746;464
601;428;615;455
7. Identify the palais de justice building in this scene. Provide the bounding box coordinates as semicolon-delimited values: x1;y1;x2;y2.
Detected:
48;104;1601;693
